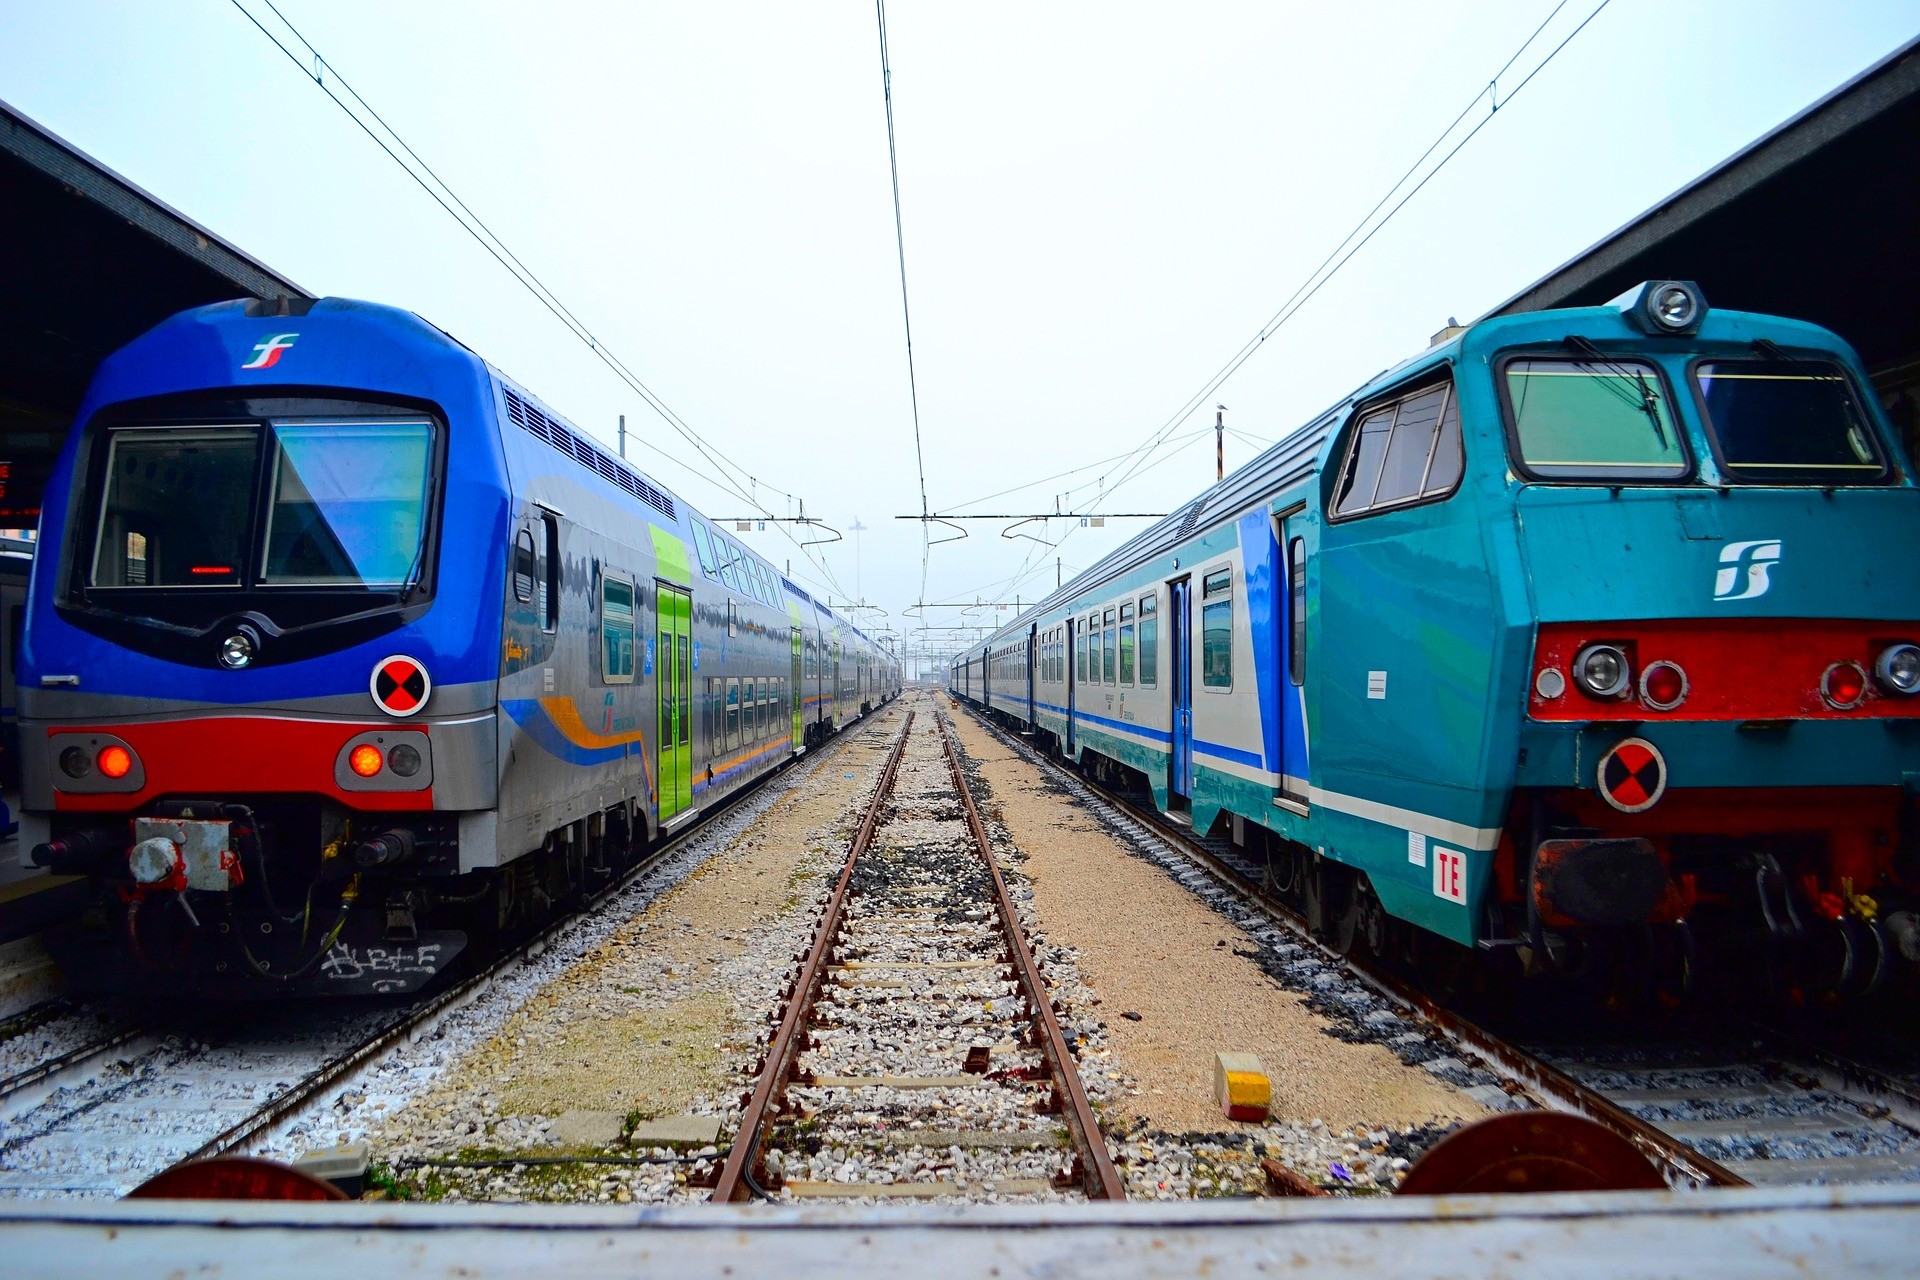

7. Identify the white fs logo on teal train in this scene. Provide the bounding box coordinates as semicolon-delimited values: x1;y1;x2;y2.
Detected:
241;332;298;370
1714;539;1782;601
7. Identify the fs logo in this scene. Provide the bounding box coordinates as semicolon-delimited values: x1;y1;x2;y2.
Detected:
1714;539;1782;602
241;332;298;370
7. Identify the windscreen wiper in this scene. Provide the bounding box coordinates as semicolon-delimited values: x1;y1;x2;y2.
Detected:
1565;335;1667;448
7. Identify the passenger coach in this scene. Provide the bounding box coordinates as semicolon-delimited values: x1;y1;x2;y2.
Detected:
21;296;897;994
956;283;1920;998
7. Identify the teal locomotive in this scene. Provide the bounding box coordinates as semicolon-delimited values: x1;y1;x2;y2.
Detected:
953;282;1920;999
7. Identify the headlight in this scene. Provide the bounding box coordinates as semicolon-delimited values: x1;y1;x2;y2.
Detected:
388;742;422;777
1649;283;1701;332
1573;644;1631;699
218;630;256;670
1875;643;1920;696
59;745;91;779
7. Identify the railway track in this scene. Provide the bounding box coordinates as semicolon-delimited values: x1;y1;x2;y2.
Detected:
0;710;889;1198
956;699;1920;1190
713;703;1123;1202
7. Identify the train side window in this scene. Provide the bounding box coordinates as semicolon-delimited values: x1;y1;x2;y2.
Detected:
726;678;740;749
1202;568;1233;689
1289;538;1307;687
691;523;719;579
512;528;536;602
1138;595;1158;688
708;678;723;755
1102;608;1117;684
1074;629;1086;683
1331;379;1463;517
1119;602;1136;685
602;575;636;683
540;512;561;632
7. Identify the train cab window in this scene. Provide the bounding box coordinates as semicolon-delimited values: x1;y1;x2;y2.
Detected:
1202;568;1233;689
512;529;537;602
541;512;561;632
1288;538;1307;687
1332;381;1464;516
1693;357;1887;485
1119;602;1135;685
91;427;259;587
1502;358;1686;482
1137;595;1158;688
260;421;433;587
602;576;636;683
1102;609;1117;684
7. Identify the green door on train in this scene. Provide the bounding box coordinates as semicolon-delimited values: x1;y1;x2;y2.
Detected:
656;583;693;820
790;626;804;749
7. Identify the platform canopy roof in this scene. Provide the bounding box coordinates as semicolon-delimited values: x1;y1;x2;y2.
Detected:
1486;34;1920;418
0;97;307;522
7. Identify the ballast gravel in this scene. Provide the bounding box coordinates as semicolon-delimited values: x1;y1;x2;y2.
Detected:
943;704;1497;1194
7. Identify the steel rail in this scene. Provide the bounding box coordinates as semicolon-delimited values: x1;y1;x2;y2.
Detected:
711;711;916;1202
931;708;1127;1200
157;707;896;1172
953;700;1744;1190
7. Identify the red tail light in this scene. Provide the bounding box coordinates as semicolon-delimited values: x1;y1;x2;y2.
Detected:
1822;661;1868;709
348;744;384;777
96;745;134;779
1639;661;1688;711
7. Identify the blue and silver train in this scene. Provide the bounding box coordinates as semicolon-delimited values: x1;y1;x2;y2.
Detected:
955;282;1920;999
20;296;898;994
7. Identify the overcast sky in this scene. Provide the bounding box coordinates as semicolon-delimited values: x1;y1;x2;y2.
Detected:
3;2;1915;670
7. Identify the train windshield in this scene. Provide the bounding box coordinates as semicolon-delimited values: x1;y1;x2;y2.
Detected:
260;421;433;586
1503;357;1688;481
90;419;434;591
1693;357;1887;484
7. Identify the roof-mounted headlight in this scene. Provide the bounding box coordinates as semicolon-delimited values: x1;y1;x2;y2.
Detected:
1609;280;1707;336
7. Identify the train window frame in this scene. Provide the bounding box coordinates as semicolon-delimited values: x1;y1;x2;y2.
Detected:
1495;352;1693;485
1119;601;1136;685
601;572;637;684
1102;608;1117;685
538;511;562;633
1202;566;1234;691
1685;353;1892;487
691;523;720;579
1328;374;1467;520
512;528;537;603
1137;594;1158;688
1288;538;1307;688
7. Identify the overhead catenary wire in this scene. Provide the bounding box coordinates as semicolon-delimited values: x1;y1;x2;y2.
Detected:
228;0;864;601
875;0;935;614
1082;0;1606;519
969;0;1612;603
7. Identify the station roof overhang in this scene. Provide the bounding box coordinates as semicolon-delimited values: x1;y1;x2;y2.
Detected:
0;97;308;522
1484;35;1920;414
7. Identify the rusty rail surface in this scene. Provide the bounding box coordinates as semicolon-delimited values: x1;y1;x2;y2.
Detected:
954;700;1745;1190
932;709;1126;1201
712;711;916;1202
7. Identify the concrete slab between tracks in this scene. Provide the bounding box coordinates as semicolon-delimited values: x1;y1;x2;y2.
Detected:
6;1185;1920;1276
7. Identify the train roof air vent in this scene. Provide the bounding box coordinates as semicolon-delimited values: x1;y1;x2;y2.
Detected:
500;386;677;521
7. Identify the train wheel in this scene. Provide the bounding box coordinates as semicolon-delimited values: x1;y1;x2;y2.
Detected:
1357;878;1391;959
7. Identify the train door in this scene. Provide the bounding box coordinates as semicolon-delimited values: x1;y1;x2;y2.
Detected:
1169;576;1193;800
655;583;693;821
1026;625;1037;726
1276;514;1308;807
790;627;804;750
1065;617;1076;754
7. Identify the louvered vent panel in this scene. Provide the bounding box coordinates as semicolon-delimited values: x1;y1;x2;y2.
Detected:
500;383;679;522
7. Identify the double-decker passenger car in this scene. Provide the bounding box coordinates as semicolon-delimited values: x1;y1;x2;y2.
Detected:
21;296;897;994
956;283;1920;998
